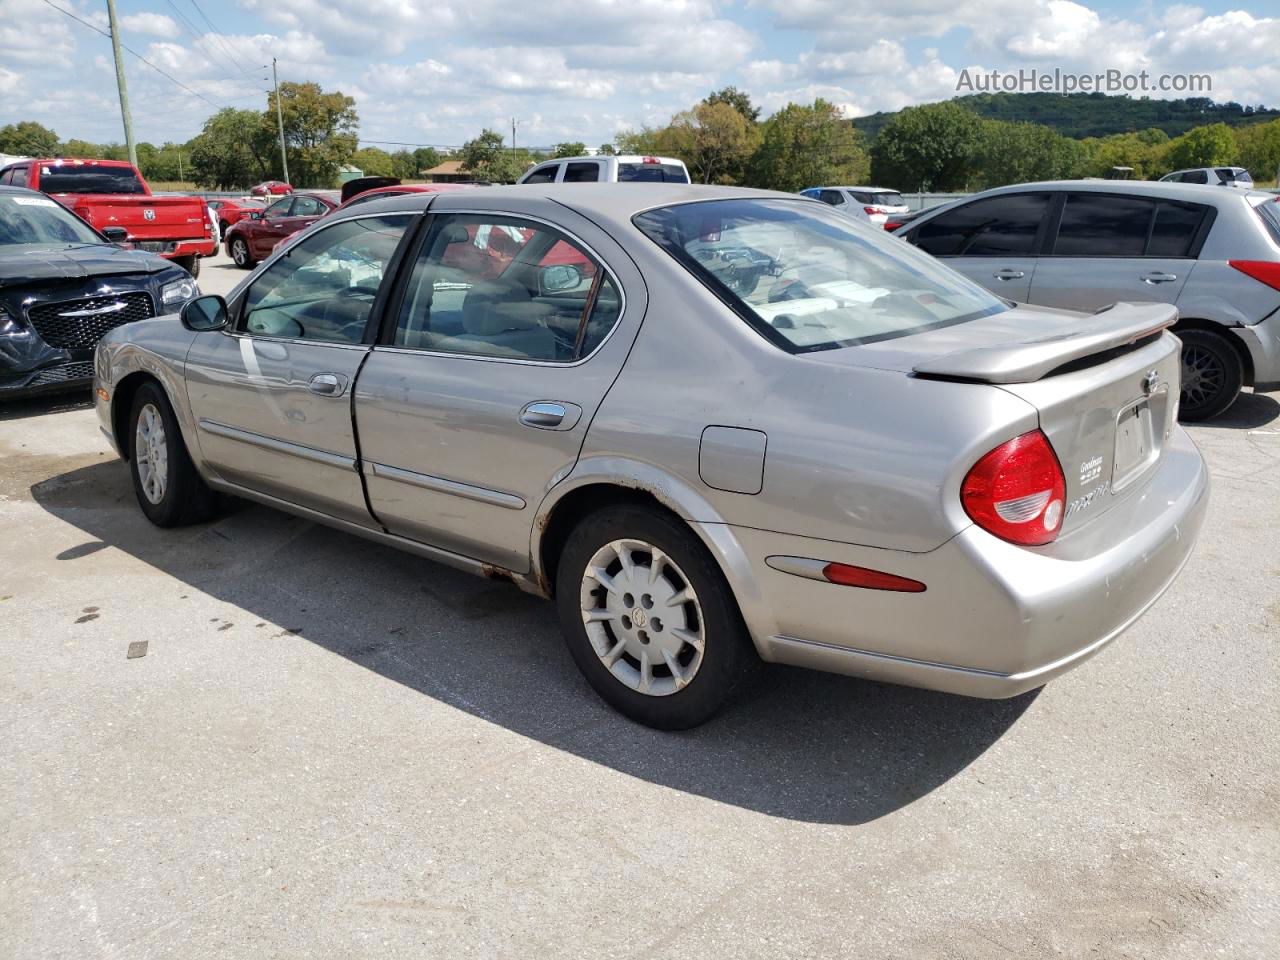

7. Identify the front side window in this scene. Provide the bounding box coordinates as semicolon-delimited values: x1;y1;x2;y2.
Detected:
563;162;600;183
1053;194;1157;257
393;214;621;361
240;214;412;343
0;192;102;248
523;165;559;184
635;198;1008;352
914;193;1050;257
263;198;293;218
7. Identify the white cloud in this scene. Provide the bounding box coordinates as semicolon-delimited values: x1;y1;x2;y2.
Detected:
121;13;180;39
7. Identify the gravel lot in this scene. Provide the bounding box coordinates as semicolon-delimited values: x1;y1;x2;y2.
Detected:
2;256;1277;958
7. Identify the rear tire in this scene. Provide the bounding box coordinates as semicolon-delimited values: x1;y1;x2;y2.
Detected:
230;237;255;270
1178;329;1243;422
174;254;200;277
555;505;756;729
128;381;218;527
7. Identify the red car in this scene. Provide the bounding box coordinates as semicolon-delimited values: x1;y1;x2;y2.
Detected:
0;157;215;275
224;191;339;268
206;197;265;235
332;180;476;213
250;180;293;196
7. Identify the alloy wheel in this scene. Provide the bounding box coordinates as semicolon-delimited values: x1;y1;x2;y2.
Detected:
579;538;705;696
1181;345;1224;409
134;402;169;505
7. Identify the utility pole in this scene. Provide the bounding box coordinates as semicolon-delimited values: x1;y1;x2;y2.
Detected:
176;150;183;182
104;0;137;168
273;58;290;185
511;117;517;161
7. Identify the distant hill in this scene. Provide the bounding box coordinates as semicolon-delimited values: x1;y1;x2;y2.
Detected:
852;92;1280;141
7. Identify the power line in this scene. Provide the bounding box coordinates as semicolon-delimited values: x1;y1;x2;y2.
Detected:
187;0;259;78
40;0;224;109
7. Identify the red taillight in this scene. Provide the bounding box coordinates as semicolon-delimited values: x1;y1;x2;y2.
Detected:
961;430;1066;546
642;156;660;164
884;220;903;230
822;563;926;593
1229;260;1280;292
863;205;888;215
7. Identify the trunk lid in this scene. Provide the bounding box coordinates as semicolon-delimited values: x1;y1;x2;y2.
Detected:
819;301;1182;536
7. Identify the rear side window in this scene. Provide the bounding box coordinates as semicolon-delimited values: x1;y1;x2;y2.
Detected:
1053;194;1156;257
523;164;558;184
618;162;689;183
818;190;845;206
1147;200;1208;257
292;196;326;217
1183;170;1208;184
563;162;600;182
914;193;1050;256
10;166;30;188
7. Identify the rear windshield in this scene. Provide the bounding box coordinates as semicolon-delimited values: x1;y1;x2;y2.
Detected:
0;193;102;247
634;198;1008;352
618;163;689;184
38;165;146;194
870;192;905;207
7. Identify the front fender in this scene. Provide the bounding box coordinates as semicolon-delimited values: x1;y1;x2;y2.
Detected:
528;455;780;648
97;324;200;464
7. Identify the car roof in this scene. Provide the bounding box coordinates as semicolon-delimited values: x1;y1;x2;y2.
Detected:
540;155;686;165
324;182;795;223
0;184;47;196
959;179;1274;205
27;158;135;168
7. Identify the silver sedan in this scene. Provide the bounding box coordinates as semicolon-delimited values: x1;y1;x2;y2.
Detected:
94;184;1209;728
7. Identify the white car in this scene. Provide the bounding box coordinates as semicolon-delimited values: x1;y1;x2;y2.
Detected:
1159;167;1254;188
800;186;909;227
518;155;690;185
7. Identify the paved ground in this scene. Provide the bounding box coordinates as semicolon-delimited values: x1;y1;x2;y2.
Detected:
2;278;1277;956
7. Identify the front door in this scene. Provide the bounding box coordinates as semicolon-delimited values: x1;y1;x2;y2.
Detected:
908;192;1052;302
184;212;415;524
355;208;643;571
1027;192;1203;312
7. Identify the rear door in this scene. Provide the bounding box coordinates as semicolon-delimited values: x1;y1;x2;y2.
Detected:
354;205;643;571
184;213;415;524
908;192;1051;302
1027;193;1204;312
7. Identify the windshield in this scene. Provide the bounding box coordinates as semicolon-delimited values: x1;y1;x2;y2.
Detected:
38;165;146;194
633;198;1009;351
0;193;102;248
618;163;689;184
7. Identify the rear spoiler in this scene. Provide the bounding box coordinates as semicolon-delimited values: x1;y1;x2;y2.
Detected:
913;302;1177;384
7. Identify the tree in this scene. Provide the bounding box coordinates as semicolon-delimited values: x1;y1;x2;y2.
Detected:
1077;131;1164;179
553;141;588;158
1236;119;1280;183
598;143;616;156
869;102;981;191
411;146;441;175
614;127;662;155
0;121;59;156
706;86;761;123
657;101;756;184
189;108;274;189
1161;122;1238;171
265;81;359;187
747;99;868;192
974;120;1085;188
352;146;395;176
458;129;521;182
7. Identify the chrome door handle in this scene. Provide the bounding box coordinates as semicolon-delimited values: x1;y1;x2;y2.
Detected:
308;373;346;397
992;269;1025;280
520;401;566;428
1141;272;1177;284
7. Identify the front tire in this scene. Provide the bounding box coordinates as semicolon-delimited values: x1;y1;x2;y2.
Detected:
555;505;756;729
1178;329;1243;421
128;382;218;527
230;236;255;270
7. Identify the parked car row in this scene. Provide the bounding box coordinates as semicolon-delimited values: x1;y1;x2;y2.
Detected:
91;182;1212;729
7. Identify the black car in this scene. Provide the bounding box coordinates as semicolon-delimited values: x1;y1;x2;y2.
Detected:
0;185;198;398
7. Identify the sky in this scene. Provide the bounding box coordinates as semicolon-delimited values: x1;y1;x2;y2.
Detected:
1;0;1278;150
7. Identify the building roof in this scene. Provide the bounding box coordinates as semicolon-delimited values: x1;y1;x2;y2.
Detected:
422;160;466;175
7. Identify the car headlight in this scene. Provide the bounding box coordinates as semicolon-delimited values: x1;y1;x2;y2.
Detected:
161;276;200;309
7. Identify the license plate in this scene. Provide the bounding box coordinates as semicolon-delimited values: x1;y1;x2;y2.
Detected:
1113;399;1155;489
135;241;175;253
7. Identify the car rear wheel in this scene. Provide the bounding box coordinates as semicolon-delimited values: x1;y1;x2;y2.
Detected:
1178;329;1243;422
174;254;201;278
128;382;218;527
230;237;255;270
555;505;756;729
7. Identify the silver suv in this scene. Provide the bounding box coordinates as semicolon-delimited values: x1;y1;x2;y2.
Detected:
1160;167;1253;188
897;180;1280;419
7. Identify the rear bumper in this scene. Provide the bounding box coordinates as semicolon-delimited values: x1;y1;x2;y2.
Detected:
1236;309;1280;389
158;238;217;259
728;426;1209;698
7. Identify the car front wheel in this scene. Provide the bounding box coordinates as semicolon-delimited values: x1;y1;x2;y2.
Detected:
230;237;255;270
555;505;756;729
128;382;218;527
1178;329;1243;421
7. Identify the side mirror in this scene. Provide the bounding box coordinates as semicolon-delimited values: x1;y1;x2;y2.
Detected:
539;263;583;294
101;226;129;244
250;211;264;220
181;295;228;332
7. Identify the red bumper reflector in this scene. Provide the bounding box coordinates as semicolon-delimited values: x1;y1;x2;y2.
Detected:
821;562;926;593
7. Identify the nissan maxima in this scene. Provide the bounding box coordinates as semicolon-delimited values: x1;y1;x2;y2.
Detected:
93;185;1208;728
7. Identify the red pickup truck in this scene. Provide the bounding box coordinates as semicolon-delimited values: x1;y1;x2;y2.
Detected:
0;158;215;276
